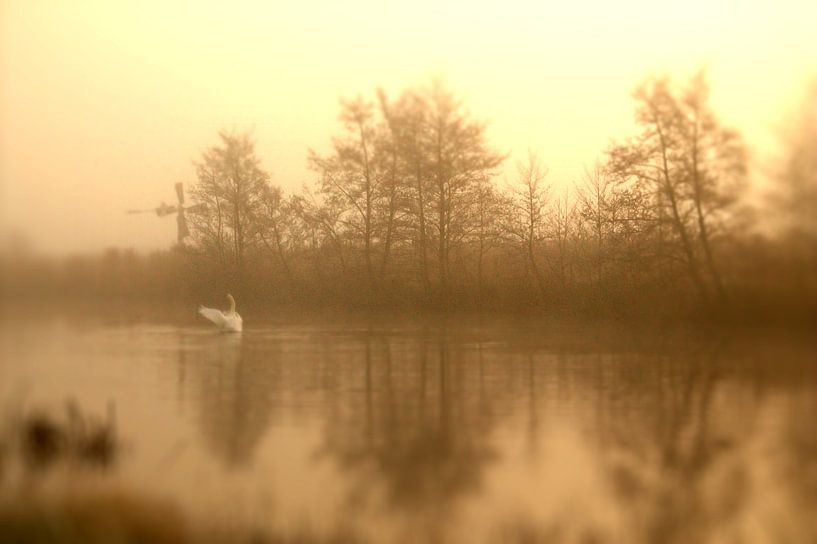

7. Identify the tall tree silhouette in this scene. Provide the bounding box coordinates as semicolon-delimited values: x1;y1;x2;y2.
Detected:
503;152;549;297
190;130;272;282
607;74;745;301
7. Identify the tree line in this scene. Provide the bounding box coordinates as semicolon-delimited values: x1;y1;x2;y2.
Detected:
4;73;815;319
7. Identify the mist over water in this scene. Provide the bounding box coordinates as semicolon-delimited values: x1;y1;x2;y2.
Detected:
2;312;815;543
3;2;817;542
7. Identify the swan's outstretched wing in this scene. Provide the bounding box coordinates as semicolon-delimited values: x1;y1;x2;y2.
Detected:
198;306;227;327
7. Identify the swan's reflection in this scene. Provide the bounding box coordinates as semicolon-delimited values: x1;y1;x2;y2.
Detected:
182;333;277;468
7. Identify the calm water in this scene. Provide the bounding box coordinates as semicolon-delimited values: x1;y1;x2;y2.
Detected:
1;312;816;543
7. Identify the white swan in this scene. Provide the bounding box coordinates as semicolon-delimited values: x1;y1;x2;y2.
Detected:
198;294;243;332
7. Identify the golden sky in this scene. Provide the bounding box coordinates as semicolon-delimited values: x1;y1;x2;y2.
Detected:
1;0;815;253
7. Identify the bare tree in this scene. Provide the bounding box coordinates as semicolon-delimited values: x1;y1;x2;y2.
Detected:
190;130;271;280
375;90;410;284
378;82;504;299
472;176;505;299
547;188;577;289
292;187;349;277
422;81;504;296
309;97;380;288
576;164;613;285
385;89;433;295
607;74;745;301
609;78;706;298
677;72;746;298
503;151;549;297
257;186;296;283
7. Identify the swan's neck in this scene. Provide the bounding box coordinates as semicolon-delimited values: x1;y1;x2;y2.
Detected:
227;295;236;314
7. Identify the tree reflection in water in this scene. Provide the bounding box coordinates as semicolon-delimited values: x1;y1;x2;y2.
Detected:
166;322;817;543
313;324;500;541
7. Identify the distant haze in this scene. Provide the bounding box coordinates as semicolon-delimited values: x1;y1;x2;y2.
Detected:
1;0;815;254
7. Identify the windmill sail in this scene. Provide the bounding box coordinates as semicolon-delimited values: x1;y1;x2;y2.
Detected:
128;182;195;245
156;203;178;217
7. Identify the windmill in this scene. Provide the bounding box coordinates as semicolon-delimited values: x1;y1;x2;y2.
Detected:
127;182;203;244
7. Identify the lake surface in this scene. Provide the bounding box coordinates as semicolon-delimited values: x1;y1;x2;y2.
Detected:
1;312;816;543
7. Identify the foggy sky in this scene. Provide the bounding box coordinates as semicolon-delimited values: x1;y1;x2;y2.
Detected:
1;0;815;254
